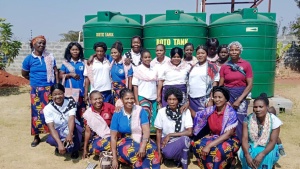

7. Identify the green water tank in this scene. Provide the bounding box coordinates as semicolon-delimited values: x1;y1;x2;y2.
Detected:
144;10;207;58
83;11;143;59
209;8;277;98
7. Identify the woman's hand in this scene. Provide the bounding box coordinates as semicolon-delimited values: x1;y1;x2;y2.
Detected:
111;159;119;169
201;145;210;156
206;99;213;107
180;102;189;114
84;93;89;104
124;58;131;66
58;143;66;155
135;101;140;106
137;145;146;158
114;106;122;112
253;153;265;168
156;97;161;106
66;133;73;144
82;149;88;159
162;135;170;148
70;73;80;80
245;154;256;169
232;99;241;110
158;152;163;164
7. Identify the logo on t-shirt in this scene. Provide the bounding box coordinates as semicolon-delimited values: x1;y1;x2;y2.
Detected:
118;69;124;74
79;66;84;71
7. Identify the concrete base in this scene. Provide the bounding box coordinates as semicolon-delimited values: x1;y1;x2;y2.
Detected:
247;95;293;114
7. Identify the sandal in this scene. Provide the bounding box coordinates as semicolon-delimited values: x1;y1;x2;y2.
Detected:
31;137;41;147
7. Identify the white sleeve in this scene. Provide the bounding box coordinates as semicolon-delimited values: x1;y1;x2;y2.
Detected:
184;109;193;128
271;114;283;129
43;105;54;124
154;108;163;129
68;108;77;116
157;66;166;80
132;76;139;86
83;65;88;76
214;71;220;82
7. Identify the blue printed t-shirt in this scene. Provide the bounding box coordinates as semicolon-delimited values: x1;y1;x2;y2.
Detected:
111;60;133;82
60;59;85;96
110;107;149;134
22;53;56;87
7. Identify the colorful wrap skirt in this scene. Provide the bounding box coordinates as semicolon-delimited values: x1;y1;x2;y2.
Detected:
76;96;86;128
101;90;113;104
162;84;187;107
117;135;160;169
30;86;51;135
239;143;280;169
89;136;111;154
192;135;240;169
112;81;126;105
189;95;208;112
46;124;83;153
138;96;157;134
161;136;191;169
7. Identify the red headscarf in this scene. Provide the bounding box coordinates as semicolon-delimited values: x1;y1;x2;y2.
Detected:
31;35;46;45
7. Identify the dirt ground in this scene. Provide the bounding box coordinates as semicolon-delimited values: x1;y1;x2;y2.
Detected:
0;71;300;169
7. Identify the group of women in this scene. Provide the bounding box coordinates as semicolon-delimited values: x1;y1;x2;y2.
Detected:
22;35;283;169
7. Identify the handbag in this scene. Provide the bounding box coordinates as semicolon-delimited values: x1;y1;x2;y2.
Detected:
99;151;113;169
62;74;80;102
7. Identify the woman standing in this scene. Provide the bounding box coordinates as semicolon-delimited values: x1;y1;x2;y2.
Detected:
216;44;229;68
21;35;59;147
133;49;158;134
110;41;133;105
183;43;198;66
188;45;219;113
219;41;253;142
123;36;143;67
59;42;86;127
150;44;170;70
191;86;240;169
84;42;112;103
44;84;82;159
240;93;282;169
157;47;191;107
206;38;220;63
82;91;114;159
155;87;193;169
110;88;160;169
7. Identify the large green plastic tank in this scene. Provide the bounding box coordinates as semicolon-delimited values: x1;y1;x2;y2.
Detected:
83;11;143;59
144;10;207;57
209;8;277;98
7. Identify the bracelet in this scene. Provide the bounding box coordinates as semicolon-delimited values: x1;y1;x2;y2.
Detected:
142;138;149;142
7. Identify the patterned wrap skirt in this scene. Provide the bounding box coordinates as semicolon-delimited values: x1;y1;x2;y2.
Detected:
192;135;240;169
117;135;160;169
111;81;126;105
138;96;157;134
89;136;111;154
30;86;51;135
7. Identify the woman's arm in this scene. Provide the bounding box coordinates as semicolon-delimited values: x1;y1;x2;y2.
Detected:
138;123;150;158
156;129;163;163
110;131;119;169
82;124;91;159
188;106;196;118
157;80;164;104
66;115;75;144
241;122;256;168
48;122;65;154
21;70;30;80
237;78;253;102
53;66;59;84
133;85;139;105
84;77;90;103
162;128;192;148
128;77;132;90
218;77;224;86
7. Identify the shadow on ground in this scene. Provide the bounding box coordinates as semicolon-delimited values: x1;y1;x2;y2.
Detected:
0;86;29;96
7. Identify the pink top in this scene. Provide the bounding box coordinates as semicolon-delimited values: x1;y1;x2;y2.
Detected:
220;58;253;87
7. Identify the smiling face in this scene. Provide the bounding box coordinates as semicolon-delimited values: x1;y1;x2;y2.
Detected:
90;92;103;110
167;94;179;110
196;48;208;64
213;91;227;108
131;37;141;53
141;52;152;67
121;92;135;110
111;48;121;61
253;100;268;118
70;45;80;60
171;53;181;66
95;47;105;61
229;45;241;60
184;45;194;59
156;45;165;59
33;39;46;53
52;89;65;106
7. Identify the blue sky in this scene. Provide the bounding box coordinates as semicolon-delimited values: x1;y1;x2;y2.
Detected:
0;0;298;42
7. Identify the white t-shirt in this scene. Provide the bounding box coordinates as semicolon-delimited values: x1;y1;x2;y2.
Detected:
150;56;170;71
158;61;191;86
270;113;283;129
83;58;111;92
188;62;220;98
154;107;193;137
183;56;198;66
132;64;157;100
123;49;141;67
44;99;77;129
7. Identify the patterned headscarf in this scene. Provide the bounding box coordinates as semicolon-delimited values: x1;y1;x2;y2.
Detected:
32;35;46;45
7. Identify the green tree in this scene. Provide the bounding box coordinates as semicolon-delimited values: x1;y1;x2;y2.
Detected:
59;30;82;42
0;18;22;70
276;42;291;61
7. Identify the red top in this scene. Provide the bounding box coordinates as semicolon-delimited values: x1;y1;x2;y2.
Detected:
84;102;115;127
208;109;224;136
219;58;253;87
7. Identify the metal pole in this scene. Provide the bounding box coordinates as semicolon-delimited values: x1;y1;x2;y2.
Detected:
268;0;271;12
196;0;199;13
231;0;235;12
202;0;206;12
